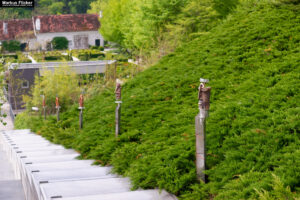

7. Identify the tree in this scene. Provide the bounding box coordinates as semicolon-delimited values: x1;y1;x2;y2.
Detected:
0;0;97;18
27;66;80;113
213;0;239;18
69;0;94;13
52;37;69;50
0;7;32;19
90;0;239;60
2;40;21;52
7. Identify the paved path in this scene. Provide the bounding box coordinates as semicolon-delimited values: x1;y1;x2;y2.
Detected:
0;102;25;200
0;102;15;131
27;55;37;64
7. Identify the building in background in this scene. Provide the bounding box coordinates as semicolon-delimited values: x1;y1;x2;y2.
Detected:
5;60;116;112
0;14;104;51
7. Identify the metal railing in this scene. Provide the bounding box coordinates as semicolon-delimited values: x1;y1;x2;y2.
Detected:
2;86;15;122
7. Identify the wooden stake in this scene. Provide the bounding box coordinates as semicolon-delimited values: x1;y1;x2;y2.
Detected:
115;102;121;137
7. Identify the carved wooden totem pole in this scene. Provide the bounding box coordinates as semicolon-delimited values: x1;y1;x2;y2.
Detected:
115;81;122;137
195;78;211;182
42;95;46;120
79;94;84;129
55;96;60;122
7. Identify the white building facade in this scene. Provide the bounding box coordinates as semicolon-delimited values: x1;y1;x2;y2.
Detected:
1;14;104;51
30;31;104;50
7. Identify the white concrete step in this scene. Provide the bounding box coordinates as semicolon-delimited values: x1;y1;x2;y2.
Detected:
60;190;177;200
40;178;132;199
32;168;116;183
18;149;78;158
21;154;79;164
25;160;95;173
1;130;178;200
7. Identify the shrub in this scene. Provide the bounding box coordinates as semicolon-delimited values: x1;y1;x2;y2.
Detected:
51;37;68;50
16;52;31;63
31;51;72;62
90;45;98;50
15;1;300;199
3;54;18;59
44;56;59;61
114;54;129;62
2;40;21;52
90;46;104;51
279;0;300;4
90;53;105;59
78;53;89;61
44;55;69;61
25;66;80;113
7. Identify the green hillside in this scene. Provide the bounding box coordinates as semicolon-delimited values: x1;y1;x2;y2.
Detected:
16;1;300;199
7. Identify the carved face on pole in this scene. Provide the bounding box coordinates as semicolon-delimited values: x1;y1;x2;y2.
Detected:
198;83;211;110
55;97;59;108
115;83;121;100
79;94;84;108
198;83;205;101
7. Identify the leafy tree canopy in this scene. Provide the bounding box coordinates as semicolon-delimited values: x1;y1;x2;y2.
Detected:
89;0;239;59
0;0;96;19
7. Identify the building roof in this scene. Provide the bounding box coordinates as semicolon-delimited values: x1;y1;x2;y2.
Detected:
9;60;116;70
9;60;116;75
0;14;100;41
0;19;34;41
33;14;100;34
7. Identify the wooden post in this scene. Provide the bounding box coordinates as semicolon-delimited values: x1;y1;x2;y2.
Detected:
115;80;122;137
42;95;46;120
78;94;84;129
79;109;83;129
115;102;121;137
195;78;211;182
55;96;60;122
57;107;60;122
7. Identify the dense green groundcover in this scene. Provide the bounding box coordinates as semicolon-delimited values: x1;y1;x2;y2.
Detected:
15;1;300;199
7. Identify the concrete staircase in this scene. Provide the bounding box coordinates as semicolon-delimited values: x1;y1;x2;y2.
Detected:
0;129;178;200
0;102;25;200
0;146;25;200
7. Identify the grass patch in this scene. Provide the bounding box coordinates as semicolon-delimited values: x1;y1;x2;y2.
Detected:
16;1;300;199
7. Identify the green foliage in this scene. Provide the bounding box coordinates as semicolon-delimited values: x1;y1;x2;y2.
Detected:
51;37;69;50
16;52;31;63
279;0;300;4
0;0;95;18
24;66;80;113
213;0;239;18
163;0;218;54
70;49;105;61
0;7;32;19
2;40;21;52
89;0;234;60
31;51;72;62
255;174;296;200
90;46;104;51
14;112;44;131
16;1;300;199
2;54;18;59
49;2;65;14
